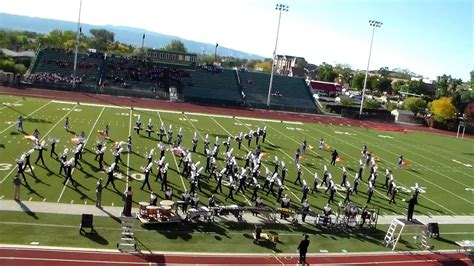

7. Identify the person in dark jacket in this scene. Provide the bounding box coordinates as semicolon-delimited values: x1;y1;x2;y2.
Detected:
297;234;310;264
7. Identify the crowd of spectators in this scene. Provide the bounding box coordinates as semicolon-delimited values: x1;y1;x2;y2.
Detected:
41;48;103;70
31;72;82;84
201;64;223;74
42;58;99;70
103;55;188;89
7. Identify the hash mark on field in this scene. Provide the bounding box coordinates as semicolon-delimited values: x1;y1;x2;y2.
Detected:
111;202;114;207
29;197;32;201
0;195;4;200
42;198;46;202
70;200;74;204
84;201;87;205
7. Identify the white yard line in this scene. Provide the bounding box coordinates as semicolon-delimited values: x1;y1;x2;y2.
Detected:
51;99;306;124
185;114;252;206
156;111;187;191
345;127;472;187
126;108;132;189
262;122;396;203
298;122;459;215
331;125;473;206
0;257;150;265
0;100;52;135
0;99;24;111
0;103;78;184
222;117;306;202
56;107;106;203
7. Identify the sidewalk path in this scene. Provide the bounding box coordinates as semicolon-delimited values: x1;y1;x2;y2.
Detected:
1;200;473;225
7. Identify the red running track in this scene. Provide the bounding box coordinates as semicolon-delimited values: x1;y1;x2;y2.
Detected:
0;247;472;265
0;86;472;139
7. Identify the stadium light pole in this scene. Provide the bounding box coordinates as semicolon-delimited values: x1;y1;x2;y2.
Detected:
359;20;382;117
72;0;83;89
266;3;289;107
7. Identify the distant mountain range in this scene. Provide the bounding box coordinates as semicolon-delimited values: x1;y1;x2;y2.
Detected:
0;13;265;60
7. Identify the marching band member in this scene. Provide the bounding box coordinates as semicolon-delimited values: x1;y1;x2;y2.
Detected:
104;163;117;189
141;163;153;190
192;132;198;152
49;137;59;158
294;163;303;185
301;199;310;222
158;122;165;141
235;132;243;150
34;140;46;166
311;172;319;194
167;124;173;144
134;115;142;134
161;163;169;191
261;126;267;143
319;138;324;150
146;118;153;137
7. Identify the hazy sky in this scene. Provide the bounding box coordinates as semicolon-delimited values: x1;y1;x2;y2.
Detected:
1;0;473;80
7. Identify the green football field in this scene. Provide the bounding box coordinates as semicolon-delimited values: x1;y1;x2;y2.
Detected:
0;94;473;218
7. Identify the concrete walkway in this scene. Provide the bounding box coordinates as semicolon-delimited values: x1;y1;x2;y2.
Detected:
1;199;473;225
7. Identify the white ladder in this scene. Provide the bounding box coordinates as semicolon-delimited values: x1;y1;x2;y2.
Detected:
117;216;137;252
384;219;404;250
420;229;430;250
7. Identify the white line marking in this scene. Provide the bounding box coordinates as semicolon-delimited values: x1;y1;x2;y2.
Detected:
0;99;23;111
57;107;106;203
156;111;186;191
0;100;52;135
340;126;472;206
347;127;472;187
0;103;77;184
126;108;132;189
300;122;459;215
0;257;150;265
186;114;251;205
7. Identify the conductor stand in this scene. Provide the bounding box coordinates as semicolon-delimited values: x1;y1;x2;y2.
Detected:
384;218;429;251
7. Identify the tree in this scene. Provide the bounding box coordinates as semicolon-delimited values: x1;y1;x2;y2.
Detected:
364;99;380;109
351;73;365;90
376;77;393;94
403;97;427;115
392;80;406;94
408;80;427;95
470;70;474;88
436;74;463;98
38;29;77;49
430;97;456;121
254;61;272;73
162;40;187;53
89;29;115;52
317;63;337;82
334;64;352;84
385;102;398;111
378;67;390;78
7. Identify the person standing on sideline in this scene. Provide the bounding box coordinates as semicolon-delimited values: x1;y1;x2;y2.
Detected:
123;186;133;217
297;234;310;264
96;178;103;208
13;176;21;201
